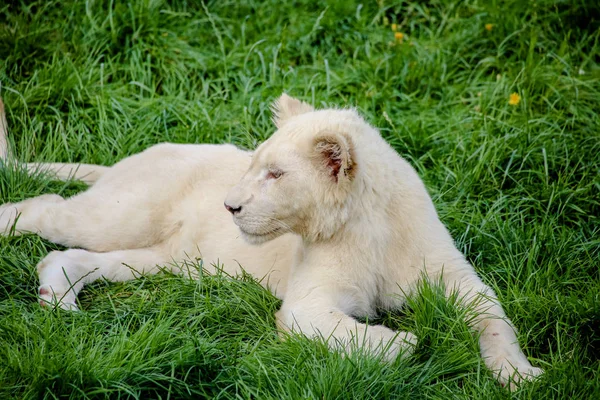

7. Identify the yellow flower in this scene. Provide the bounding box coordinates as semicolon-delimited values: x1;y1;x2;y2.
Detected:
509;93;521;106
485;23;493;31
394;32;404;43
391;23;398;32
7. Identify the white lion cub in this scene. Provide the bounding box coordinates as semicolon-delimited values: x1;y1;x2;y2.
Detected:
0;95;541;389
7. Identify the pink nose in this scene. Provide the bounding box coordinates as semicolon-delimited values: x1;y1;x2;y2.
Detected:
224;202;242;215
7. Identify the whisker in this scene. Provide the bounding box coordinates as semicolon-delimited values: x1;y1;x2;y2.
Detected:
266;216;294;233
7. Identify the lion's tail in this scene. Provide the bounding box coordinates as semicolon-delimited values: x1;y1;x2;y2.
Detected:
0;97;108;184
0;97;11;163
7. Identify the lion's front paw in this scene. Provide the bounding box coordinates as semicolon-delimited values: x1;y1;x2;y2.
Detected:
389;330;418;359
369;326;417;361
496;361;543;391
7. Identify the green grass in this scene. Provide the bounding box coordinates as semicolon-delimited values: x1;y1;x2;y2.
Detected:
1;0;599;398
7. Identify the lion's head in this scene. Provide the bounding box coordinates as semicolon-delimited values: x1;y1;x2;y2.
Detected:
225;94;380;245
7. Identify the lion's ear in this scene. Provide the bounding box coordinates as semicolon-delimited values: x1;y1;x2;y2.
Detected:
271;94;314;128
313;132;355;183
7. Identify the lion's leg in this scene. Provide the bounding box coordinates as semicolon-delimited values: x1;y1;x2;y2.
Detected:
0;187;162;251
24;162;109;185
443;267;543;390
37;246;171;310
1;193;123;252
0;194;66;238
277;295;417;361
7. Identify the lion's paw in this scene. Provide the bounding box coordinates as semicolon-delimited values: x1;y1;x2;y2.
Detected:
36;251;80;311
389;331;417;360
368;326;417;361
38;284;78;310
496;360;543;391
0;203;18;235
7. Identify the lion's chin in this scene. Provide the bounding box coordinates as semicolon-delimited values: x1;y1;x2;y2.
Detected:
239;227;283;245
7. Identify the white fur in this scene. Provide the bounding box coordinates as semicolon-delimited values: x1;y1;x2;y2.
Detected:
0;95;541;389
0;98;10;162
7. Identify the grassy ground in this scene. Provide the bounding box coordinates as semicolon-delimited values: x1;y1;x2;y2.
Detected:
1;0;599;398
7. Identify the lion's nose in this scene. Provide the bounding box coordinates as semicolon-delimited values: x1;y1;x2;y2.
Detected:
224;202;242;215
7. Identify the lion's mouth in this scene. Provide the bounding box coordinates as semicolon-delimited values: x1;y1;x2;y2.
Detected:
240;226;282;237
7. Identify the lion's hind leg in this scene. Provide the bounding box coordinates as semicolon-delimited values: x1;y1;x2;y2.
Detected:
0;193;111;250
0;194;65;237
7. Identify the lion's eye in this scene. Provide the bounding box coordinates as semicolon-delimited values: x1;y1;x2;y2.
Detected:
266;169;283;180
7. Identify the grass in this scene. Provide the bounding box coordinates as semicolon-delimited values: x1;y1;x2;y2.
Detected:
0;0;599;398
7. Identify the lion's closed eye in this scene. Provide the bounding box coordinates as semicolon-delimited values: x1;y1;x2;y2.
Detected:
266;169;284;180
